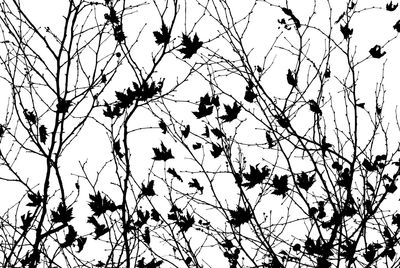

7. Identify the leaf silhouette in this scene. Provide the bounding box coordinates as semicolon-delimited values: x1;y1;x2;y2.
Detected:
88;216;109;239
135;209;150;227
272;175;289;196
21;212;34;231
177;211;195;232
340;23;353;39
321;136;332;157
140;180;156;197
212;95;220;107
167;168;183;182
386;1;398;11
193;103;213;119
88;192;118;216
192;142;202;150
229;206;252;227
211;128;224;139
266;131;274;148
39;125;48;144
277;115;291;128
286;69;297;87
394;20;400;32
220;102;241;122
153;23;170;45
308;100;322;115
242;164;270;189
281;8;300;28
362;158;377;172
103;101;121;118
181;124;190;138
113;139;124;159
57;98;72;113
143;227;150;245
76;236;87;252
151;208;160;222
179;33;203;59
159;120;167;134
152;142;174;161
27;191;42;207
23;109;37;124
51;203;73;224
244;82;257;103
202;126;210;137
188;178;204;193
369;45;386;58
210;143;223;158
296;172;315;191
61;225;77;248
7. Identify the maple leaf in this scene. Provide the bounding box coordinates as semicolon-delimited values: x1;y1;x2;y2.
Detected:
140;180;156;197
103;101;121;118
167;168;183;182
211;128;224;139
363;244;376;263
177;211;195;232
113;139;124;159
181;124;190;138
39;125;48;144
229;206;252;227
192;142;202;150
210;143;223;158
387;1;398;11
151;208;160;222
394;20;400;32
212;95;220;107
272;175;289;196
369;45;386;59
340;23;353;39
159;120;167;134
242;164;270;189
76;236;87;252
61;225;77;248
244;82;257;103
27;191;42;207
179;33;203;59
188;178;204;193
134;209;150;228
88;192;118;216
286;69;297;87
296;172;315;191
115;88;135;109
220;102;241;122
308;100;322;115
87;216;109;239
152;142;174;161
21;212;34;232
153;23;170;45
193;103;213;119
51;203;73;224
